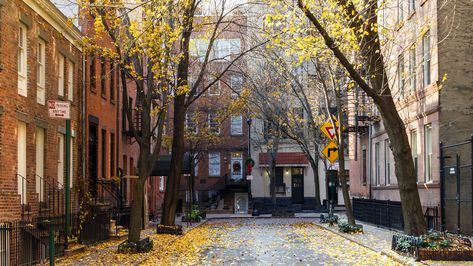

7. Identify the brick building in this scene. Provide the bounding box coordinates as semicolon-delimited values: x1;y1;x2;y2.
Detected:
348;0;473;234
0;0;82;263
182;13;250;214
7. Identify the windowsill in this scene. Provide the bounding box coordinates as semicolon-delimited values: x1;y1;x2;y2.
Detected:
110;99;115;105
58;95;65;100
208;175;220;178
101;93;107;100
91;88;97;94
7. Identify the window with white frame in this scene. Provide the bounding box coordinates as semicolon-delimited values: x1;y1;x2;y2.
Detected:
159;176;165;192
231;115;243;135
409;45;416;93
208;80;220;96
230;152;243;181
208;152;220;176
230;75;243;97
411;129;418;182
37;39;46;104
185;112;198;134
190;39;209;60
58;54;65;97
208;112;220;134
422;30;431;87
398;53;405;99
67;60;74;101
397;0;403;23
375;142;380;185
408;0;416;15
424;124;432;182
194;158;199;177
18;23;28;96
385;139;391;185
213;39;240;59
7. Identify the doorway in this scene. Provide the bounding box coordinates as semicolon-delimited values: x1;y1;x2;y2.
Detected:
88;121;99;197
291;168;304;204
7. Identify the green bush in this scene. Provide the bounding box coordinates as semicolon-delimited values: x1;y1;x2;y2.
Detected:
338;222;363;234
320;214;338;225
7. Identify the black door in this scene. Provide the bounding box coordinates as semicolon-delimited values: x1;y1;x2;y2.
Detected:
291;168;304;204
88;121;99;197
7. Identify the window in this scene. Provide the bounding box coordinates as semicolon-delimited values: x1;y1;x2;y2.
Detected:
398;54;405;99
190;39;209;60
231;115;243;135
411;129;418;182
110;61;115;101
208;80;220;96
194;158;199;177
110;132;115;177
263;120;273;140
208;152;220;176
159;176;165;192
375;142;380;185
213;39;241;60
67;60;74;101
230;152;243;181
89;55;96;89
409;45;417;92
385;139;391;185
230;75;243;97
102;129;107;178
397;0;403;23
422;31;431;87
37;39;46;104
58;54;65;97
185;112;198;134
208;112;220;134
362;148;367;185
424;124;432;182
18;24;27;96
17;122;27;204
57;133;65;187
101;57;106;96
408;0;416;15
35;127;45;201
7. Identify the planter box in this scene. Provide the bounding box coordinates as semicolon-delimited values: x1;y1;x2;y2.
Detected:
156;224;183;235
417;249;473;261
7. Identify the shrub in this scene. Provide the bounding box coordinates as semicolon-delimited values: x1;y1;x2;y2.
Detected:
320;214;338;225
338;222;363;234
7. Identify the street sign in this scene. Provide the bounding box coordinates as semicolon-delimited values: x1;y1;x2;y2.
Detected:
48;100;70;119
322;142;339;163
320;118;339;141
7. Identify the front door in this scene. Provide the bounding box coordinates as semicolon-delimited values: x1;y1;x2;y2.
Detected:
88;121;99;197
291;168;304;204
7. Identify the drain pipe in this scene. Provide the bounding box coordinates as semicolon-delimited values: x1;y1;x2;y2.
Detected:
82;54;87;196
368;123;372;199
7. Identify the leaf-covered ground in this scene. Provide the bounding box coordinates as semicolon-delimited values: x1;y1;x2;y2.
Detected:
59;218;401;265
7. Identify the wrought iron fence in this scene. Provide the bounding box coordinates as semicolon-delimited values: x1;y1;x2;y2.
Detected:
79;210;111;245
0;223;10;266
352;198;404;230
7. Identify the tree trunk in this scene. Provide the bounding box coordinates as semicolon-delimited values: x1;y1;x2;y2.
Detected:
377;97;427;235
161;95;186;226
128;178;144;242
336;110;355;225
143;182;149;228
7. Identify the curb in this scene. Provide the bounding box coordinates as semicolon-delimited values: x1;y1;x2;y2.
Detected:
314;223;425;266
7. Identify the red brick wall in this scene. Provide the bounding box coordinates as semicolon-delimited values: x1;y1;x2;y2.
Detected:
0;0;82;222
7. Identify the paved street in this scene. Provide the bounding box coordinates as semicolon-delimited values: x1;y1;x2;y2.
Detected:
142;218;400;265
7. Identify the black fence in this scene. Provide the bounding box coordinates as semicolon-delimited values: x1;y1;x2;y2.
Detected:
353;198;404;230
79;210;111;245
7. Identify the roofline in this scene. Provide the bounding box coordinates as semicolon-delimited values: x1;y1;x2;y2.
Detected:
23;0;83;50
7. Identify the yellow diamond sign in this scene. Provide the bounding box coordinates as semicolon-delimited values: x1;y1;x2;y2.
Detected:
320;118;339;141
322;142;339;163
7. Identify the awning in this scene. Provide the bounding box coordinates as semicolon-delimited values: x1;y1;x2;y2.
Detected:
150;152;192;176
259;152;309;166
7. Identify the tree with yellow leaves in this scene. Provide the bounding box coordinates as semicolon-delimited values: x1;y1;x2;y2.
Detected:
264;0;427;235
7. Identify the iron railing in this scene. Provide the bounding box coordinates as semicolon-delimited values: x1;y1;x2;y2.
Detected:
352;198;404;230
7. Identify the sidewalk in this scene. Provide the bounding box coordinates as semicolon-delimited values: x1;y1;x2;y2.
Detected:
57;218;206;265
321;213;472;266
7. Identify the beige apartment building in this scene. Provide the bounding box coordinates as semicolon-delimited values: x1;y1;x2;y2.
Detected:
349;0;473;234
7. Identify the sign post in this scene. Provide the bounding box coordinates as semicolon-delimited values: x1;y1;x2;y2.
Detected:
48;100;71;249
